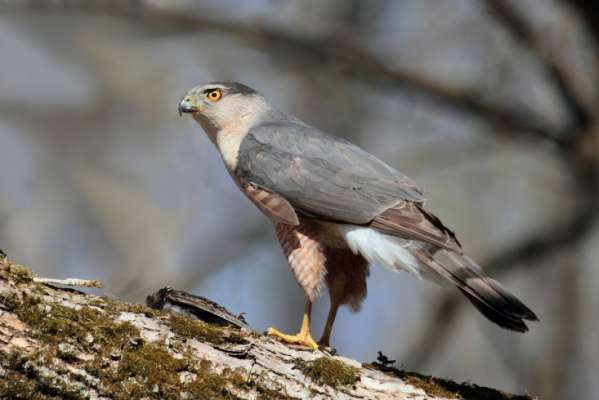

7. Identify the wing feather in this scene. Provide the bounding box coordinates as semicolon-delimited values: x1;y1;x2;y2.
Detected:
236;121;424;224
370;201;461;251
243;182;299;225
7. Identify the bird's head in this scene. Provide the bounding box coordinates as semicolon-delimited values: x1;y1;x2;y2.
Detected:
178;81;268;138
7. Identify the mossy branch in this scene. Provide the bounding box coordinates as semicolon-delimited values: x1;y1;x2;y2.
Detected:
0;256;534;399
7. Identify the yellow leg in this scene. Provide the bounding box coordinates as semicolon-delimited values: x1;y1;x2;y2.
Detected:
267;301;318;350
318;301;340;348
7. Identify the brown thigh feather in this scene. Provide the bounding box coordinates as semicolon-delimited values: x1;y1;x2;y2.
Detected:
324;248;369;311
275;221;370;308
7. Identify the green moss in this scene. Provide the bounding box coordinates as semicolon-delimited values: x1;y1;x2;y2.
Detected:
168;314;244;345
80;343;187;399
11;294;139;352
123;303;162;318
0;290;19;310
255;384;284;400
86;298;106;307
0;263;33;284
19;297;88;341
3;290;245;399
101;297;162;318
0;267;291;399
82;354;105;377
401;373;460;398
254;381;300;400
88;345;248;399
2;298;290;400
4;290;141;400
95;297;164;318
370;365;534;400
186;360;243;400
402;371;536;399
0;370;48;400
119;343;187;386
169;314;219;341
294;357;359;388
1;349;86;400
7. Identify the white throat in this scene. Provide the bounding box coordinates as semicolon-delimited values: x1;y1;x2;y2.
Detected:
215;113;257;171
196;96;269;171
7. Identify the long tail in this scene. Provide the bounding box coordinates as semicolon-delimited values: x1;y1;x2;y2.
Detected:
428;250;538;332
340;226;538;332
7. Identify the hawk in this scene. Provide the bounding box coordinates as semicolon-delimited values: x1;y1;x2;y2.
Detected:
178;81;538;350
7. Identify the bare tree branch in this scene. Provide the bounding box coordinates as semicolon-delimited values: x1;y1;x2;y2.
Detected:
560;0;599;45
0;0;567;146
485;0;592;137
405;2;599;370
0;258;532;399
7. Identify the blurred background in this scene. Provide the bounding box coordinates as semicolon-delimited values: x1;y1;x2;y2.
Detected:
0;0;597;398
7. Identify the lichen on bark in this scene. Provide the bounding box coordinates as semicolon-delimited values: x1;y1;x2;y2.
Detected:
0;256;535;399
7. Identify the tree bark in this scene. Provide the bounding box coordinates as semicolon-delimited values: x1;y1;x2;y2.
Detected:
0;256;533;400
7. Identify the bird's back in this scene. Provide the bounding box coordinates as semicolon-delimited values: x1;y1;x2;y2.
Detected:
236;117;425;224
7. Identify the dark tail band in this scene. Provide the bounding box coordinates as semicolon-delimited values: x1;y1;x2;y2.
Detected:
427;250;538;332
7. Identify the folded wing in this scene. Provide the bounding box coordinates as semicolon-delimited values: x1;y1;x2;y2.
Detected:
236;121;425;224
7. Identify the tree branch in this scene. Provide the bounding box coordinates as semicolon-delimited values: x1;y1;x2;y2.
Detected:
0;0;566;146
0;257;532;399
485;0;592;140
560;0;599;45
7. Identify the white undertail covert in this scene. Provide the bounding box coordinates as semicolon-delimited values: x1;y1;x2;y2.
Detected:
337;225;423;278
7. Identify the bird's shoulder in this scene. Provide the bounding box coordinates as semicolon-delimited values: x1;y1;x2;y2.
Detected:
244;119;341;154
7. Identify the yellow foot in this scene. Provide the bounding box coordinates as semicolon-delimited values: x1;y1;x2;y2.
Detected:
267;327;318;350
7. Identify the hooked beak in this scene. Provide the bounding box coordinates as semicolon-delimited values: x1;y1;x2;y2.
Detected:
178;95;200;116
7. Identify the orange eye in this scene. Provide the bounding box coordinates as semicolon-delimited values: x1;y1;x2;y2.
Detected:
206;89;222;101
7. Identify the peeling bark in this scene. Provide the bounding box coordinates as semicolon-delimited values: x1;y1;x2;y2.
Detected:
0;256;533;399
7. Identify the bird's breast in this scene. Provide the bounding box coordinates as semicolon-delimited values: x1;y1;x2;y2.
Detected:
215;126;249;171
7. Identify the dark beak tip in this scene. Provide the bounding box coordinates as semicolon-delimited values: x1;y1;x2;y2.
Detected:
177;102;185;116
178;102;197;116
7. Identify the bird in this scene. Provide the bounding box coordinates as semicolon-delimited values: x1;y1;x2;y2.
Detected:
178;81;538;350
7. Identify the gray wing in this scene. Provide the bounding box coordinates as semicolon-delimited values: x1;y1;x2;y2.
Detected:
235;121;424;224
